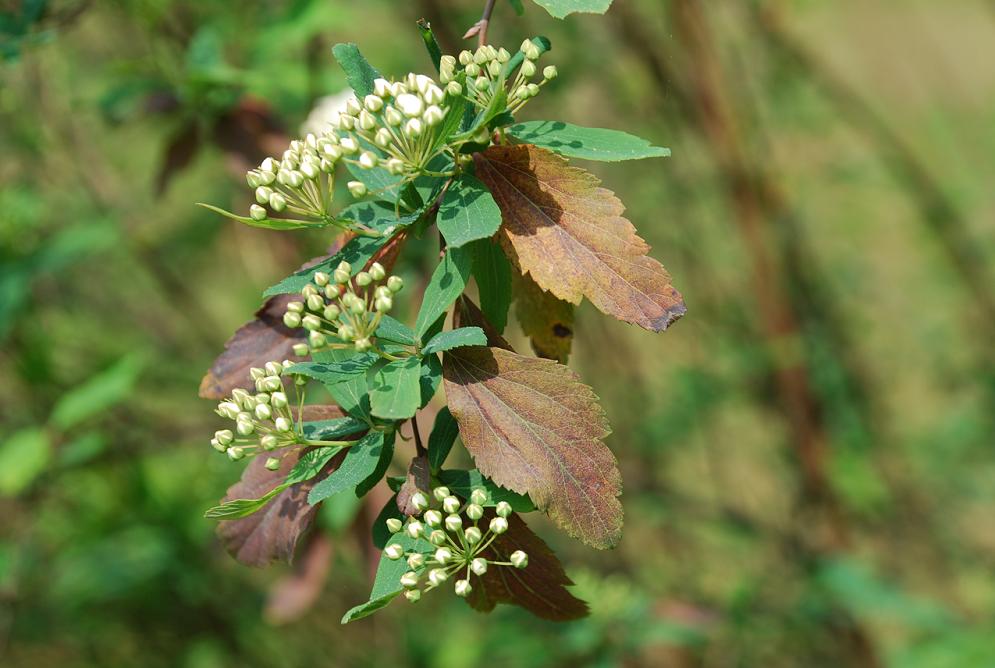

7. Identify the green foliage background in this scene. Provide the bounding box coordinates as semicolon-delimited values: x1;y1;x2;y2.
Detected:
3;0;995;666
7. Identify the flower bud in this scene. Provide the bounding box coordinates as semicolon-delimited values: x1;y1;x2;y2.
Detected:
464;527;482;544
423;105;444;126
404;118;423;138
323;304;340;321
466;503;484;521
339;136;359;154
543;65;558;80
283;311;301;328
429;529;446;545
375;296;393;313
374;128;392;148
407;552;425;569
432;486;450;501
385;543;405;560
404;589;422;602
474;76;490;91
355;271;372;287
302;284;319;298
348;181;368;198
348;300;365;316
396;93;424;117
510;550;528;569
288;171;304;188
470;488;487;505
247;171;262;188
465;62;481;78
405;520;424;539
527;83;540;97
428;568;448;587
249;204;267;221
445;514;462;533
384;106;403;126
470;558;488;576
400;571;420;588
337;324;355;341
269;192;287;212
442;496;461;514
386;518;403;533
272;392;289;409
301;314;321;331
313;271;330;287
306;294;324;312
423;509;442;527
274;417;292;432
227;446;245;460
254;403;272;421
218;401;241;419
497;47;511;63
260;434;279;450
215;429;234;446
354;338;372;352
368;262;386;281
434;547;452;565
454;579;472;597
387;276;404;293
292;343;309;357
489;517;509;535
324;284;341;299
374;78;391;97
459;50;473;65
495;501;512;518
411;492;429;512
521;60;536;78
488;60;502;77
358;151;378;171
364;94;383;112
300;161;318;180
232;388;251;406
210;437;223;452
308;331;327;349
385;158;405;175
255;186;272;204
287;301;304;314
236;421;255;436
332;268;350;284
264;376;283;392
264;457;281;471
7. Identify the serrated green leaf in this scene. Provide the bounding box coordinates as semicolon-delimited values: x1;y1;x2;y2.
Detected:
419;353;442;408
287;354;378;385
438;469;536;512
332;43;381;97
372;494;404;549
437;174;502;248
308;431;386;504
530;0;612;19
204;486;287;519
311;349;372;420
369;356;422;420
0;428;51;496
287;446;347;485
509;121;670;162
427;407;459;473
375;315;417;346
356;431;394;497
416;19;443;71
470;239;513;332
414;247;472;338
263;202;417;296
423;327;486;355
342;533;431;623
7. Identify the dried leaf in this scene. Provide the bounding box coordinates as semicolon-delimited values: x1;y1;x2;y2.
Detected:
474;145;686;332
513;272;574;364
466;511;588;620
443;346;622;548
217;449;344;566
264;532;333;625
395;454;431;516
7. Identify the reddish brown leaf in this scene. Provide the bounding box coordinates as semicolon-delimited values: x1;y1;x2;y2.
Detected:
300;405;348;422
443;346;622;548
395;454;431;516
466;511;588;621
513;272;574;364
217;449;344;567
474;145;686;332
455;297;512;351
264;531;334;625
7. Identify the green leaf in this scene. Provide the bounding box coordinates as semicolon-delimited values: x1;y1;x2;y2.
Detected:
437;174;502;248
416;19;443;71
50;354;145;431
438;469;536;512
342;533;431;623
308;431;386;504
356;431;395;497
414;246;472;338
287;446;347;485
263;202;417;297
508;121;670;162
332;43;381;97
375;315;416;346
196;203;322;231
419;353;442;408
302;416;368;442
311;349;371;420
530;0;613;19
369;357;422;420
423;327;486;355
469;239;512;332
427;407;459;472
287;353;378;385
203;485;288;520
508;0;526;15
0;428;51;496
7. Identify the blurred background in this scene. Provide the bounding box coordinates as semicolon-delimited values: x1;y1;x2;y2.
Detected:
2;0;995;666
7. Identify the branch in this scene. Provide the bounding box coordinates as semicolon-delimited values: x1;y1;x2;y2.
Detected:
464;0;497;46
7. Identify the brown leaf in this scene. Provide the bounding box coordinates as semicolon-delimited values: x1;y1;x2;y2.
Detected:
474;145;686;332
395;454;431;516
455;297;513;351
513;272;574;364
466;511;588;621
300;405;348;422
264;532;333;625
217;449;344;567
443;346;622;548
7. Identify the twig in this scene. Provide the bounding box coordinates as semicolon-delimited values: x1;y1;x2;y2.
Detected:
464;0;497;46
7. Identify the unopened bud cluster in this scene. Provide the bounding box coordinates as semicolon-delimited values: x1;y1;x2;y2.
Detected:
384;486;526;603
211;360;305;467
245;135;343;226
444;40;556;118
283;261;404;354
329;73;459;181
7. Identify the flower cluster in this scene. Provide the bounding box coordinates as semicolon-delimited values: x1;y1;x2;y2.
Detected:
384;486;527;602
283;261;404;354
211;360;306;469
327;72;461;181
443;40;556;117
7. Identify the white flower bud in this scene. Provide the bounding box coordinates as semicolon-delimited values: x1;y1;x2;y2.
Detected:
406;520;424;539
336;324;355;341
444;514;462;533
332;268;350;284
249;204;267;221
345;96;362;115
441;54;457;70
264;457;281;471
429;529;447;545
375;296;393;312
470;558;488;576
396;93;424;117
236;421;255;436
283;312;301;328
368;262;386;281
423;509;442;527
385;543;405;560
255;186;272;204
464;527;482;544
442;496;461;514
301;314;321;331
521;60;536;78
407;552;424;569
358;109;376;131
232;388;251;406
428;568;448;587
454;579;472;597
404;589;422;602
473;47;488;65
475;76;490;91
247;171;261;188
387;276;404;293
527;83;540;97
373;78;391;97
411;492;429;512
274;417;292;432
466;504;484;521
459;50;473;65
355;271;372;287
489;517;508;535
260;434;278;450
271;391;288;408
385;158;405;175
358;151;378;170
300;161;318;180
384;106;403;126
495;501;512;518
386;518;403;534
424;86;445;106
264;376;283;392
433;486;451;501
323;304;340;321
400;571;420;589
423;105;444;126
470;488;487;505
339;136;359;154
510;550;528;569
269;192;287;212
543;65;558;80
254;403;272;421
404;118;423;138
497;47;511;63
215;429;234;446
287;302;304;315
364;94;383;112
415;74;434;95
390;81;405;97
227;446;245;460
434;547;452;564
348;181;368;198
465;62;481;77
374;128;392;148
258;170;276;186
348;300;365;316
265;360;284;377
354;338;372;352
308;331;327;349
322;144;342;161
488;60;502;77
302;284;319;297
292;343;309;357
218;401;241;419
